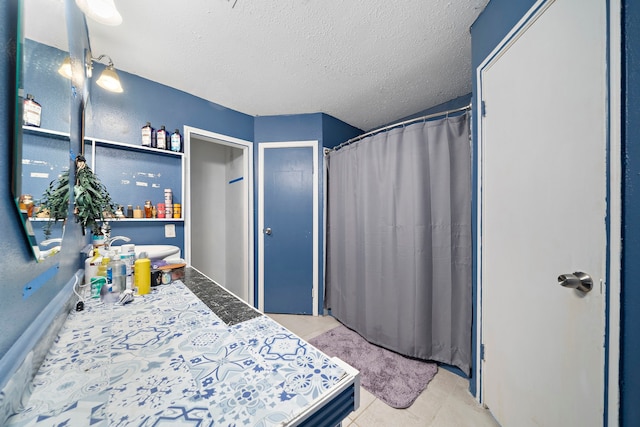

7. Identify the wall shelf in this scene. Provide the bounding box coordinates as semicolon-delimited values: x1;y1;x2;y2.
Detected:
23;126;184;157
22;127;185;233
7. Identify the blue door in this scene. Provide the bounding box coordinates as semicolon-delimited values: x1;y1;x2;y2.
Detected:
261;144;315;314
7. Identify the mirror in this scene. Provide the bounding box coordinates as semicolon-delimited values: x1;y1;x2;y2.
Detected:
15;0;71;261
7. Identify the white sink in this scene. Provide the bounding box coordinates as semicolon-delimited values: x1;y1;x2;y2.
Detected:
112;244;181;260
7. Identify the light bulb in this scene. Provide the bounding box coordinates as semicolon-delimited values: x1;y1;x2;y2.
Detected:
96;66;123;93
75;0;122;26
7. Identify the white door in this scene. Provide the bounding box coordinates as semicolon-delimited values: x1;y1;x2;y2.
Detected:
480;0;607;425
185;127;254;304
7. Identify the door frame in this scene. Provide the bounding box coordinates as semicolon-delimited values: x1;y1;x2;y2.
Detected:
258;141;319;316
474;0;621;423
184;126;255;305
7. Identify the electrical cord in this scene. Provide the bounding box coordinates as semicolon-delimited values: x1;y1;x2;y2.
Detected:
72;275;86;311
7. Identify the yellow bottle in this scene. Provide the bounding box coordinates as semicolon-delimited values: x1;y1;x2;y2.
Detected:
134;257;151;295
97;257;110;276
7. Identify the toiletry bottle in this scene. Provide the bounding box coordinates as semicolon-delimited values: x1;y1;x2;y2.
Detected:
97;256;110;277
141;122;156;147
164;189;173;218
120;245;135;290
157;125;168;150
84;249;102;285
126;204;134;218
134;256;151;295
170;129;182;152
23;94;42;127
133;205;143;218
144;200;153;218
157;203;165;218
105;252;125;303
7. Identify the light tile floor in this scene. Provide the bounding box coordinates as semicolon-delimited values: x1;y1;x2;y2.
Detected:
268;314;500;427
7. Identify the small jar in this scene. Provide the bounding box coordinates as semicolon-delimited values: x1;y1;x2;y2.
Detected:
144;200;152;218
19;194;34;217
126;204;134;218
173;203;181;218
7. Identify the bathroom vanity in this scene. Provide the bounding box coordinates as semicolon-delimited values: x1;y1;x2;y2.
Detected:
5;268;359;426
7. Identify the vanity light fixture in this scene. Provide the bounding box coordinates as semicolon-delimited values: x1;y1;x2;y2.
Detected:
57;54;123;93
57;56;72;79
75;0;122;26
91;54;123;93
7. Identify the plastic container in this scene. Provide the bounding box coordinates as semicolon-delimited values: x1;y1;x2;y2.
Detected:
170;129;182;152
141;122;156;147
84;250;102;285
104;253;125;303
157;125;168;149
97;256;110;277
90;276;107;298
134;257;151;295
120;249;135;290
23;94;42;127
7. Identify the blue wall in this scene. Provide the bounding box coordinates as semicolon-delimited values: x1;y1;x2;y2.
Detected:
254;113;362;312
1;6;363;368
0;0;84;362
622;1;640;424
86;63;255;255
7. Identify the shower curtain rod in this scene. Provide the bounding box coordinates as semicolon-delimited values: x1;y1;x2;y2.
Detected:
332;103;472;151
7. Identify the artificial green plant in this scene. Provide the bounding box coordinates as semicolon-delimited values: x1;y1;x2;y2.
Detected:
39;155;115;238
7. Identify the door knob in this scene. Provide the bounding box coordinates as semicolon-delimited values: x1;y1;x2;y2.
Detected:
557;271;593;293
264;227;272;235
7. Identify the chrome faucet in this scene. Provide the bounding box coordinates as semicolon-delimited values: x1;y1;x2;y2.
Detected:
104;235;131;251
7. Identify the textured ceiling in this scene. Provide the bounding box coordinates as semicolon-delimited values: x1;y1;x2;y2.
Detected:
26;0;488;132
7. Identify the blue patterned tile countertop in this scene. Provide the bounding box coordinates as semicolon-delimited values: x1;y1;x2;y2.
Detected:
6;281;351;426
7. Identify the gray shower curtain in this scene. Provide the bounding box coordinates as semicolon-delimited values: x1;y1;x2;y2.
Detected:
326;113;472;374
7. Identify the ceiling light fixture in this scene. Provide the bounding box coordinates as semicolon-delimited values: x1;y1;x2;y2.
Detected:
75;0;122;26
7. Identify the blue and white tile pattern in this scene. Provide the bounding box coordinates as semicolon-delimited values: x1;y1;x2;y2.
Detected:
6;281;347;426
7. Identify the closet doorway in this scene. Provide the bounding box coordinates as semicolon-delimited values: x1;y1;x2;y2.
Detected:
185;127;254;304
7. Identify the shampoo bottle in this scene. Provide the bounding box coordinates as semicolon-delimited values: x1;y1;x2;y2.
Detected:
134;257;151;295
23;94;42;127
105;252;125;303
141;122;156;147
157;125;168;149
170;129;182;152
